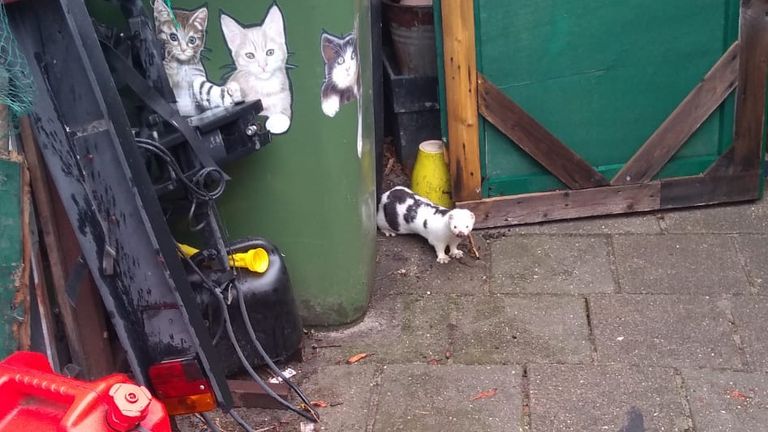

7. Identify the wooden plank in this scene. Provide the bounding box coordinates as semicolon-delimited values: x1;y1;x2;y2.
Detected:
228;379;291;410
477;75;609;189
704;146;735;177
440;0;482;201
19;118;88;372
48;173;115;379
18;155;31;351
457;183;660;228
732;0;768;173
660;172;761;209
613;42;740;185
28;212;60;370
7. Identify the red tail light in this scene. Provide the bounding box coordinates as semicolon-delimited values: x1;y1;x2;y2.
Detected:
148;358;217;416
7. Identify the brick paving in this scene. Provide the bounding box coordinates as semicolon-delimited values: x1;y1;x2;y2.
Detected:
180;199;768;431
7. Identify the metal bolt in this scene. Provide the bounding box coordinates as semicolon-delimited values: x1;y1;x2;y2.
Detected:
245;125;258;136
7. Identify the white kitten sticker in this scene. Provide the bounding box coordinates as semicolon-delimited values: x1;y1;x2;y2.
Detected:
220;4;294;135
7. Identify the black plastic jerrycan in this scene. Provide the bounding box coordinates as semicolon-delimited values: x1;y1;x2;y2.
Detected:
192;238;303;375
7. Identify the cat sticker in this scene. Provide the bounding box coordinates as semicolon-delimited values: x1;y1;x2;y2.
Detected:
221;4;293;135
320;31;360;118
153;1;241;117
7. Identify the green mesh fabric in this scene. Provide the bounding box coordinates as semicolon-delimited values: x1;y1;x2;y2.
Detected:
0;2;34;139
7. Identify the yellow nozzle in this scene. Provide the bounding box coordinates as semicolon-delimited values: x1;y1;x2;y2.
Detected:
178;243;270;274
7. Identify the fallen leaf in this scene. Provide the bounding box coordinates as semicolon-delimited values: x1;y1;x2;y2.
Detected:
427;358;440;365
470;388;498;401
727;389;752;401
346;352;372;364
310;400;329;408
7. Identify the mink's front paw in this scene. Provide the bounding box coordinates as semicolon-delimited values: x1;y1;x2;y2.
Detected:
449;250;464;259
436;255;451;264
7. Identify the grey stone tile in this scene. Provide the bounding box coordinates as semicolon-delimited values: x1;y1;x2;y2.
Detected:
590;295;742;369
683;369;768;432
490;235;616;294
301;365;377;431
526;214;663;235
613;234;749;295
661;199;768;234
733;297;768;371
375;234;489;296
449;295;591;365
373;364;521;432
529;364;690;432
734;235;768;294
307;294;450;365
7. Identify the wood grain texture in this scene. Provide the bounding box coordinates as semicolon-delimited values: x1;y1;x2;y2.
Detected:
612;42;740;185
732;0;768;173
440;0;482;201
228;379;291;409
478;75;608;189
20;117;87;370
704;146;735;177
458;171;762;229
18;157;31;351
660;172;761;208
458;183;660;228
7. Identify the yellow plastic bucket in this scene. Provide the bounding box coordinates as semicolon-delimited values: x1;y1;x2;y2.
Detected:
410;140;453;208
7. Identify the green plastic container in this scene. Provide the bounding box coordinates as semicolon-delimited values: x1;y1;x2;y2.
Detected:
87;0;376;326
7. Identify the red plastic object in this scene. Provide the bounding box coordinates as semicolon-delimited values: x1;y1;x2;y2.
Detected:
0;351;172;432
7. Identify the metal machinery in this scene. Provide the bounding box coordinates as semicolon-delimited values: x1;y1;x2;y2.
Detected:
6;0;317;427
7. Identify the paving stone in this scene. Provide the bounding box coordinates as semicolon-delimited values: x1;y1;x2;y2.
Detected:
307;294;450;365
733;297;768;371
590;295;742;369
734;235;768;294
373;364;521;432
375;234;490;296
490;235;616;294
613;234;749;295
519;214;663;235
661;199;768;234
301;365;377;431
683;369;768;432
529;364;690;432
450;295;591;365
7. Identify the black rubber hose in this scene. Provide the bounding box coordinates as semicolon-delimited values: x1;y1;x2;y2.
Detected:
229;410;258;432
213;287;316;422
178;252;316;424
233;283;317;416
201;413;222;432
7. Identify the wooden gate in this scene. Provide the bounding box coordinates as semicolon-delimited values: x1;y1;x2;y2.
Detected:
439;0;767;228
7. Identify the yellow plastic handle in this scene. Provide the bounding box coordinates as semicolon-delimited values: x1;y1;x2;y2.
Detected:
177;243;270;274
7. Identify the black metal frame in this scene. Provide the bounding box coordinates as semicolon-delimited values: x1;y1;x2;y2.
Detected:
8;0;234;407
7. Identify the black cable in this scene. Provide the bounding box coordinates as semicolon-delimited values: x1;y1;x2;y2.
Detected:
178;251;316;423
201;413;222;432
213;286;316;422
229;410;258;432
233;282;317;417
135;138;226;200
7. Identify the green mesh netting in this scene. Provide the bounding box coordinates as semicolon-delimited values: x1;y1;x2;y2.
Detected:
0;2;34;140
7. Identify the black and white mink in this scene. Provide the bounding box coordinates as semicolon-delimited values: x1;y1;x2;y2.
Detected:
377;186;476;264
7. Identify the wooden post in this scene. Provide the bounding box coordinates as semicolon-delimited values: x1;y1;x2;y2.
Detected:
441;0;482;201
732;0;768;173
